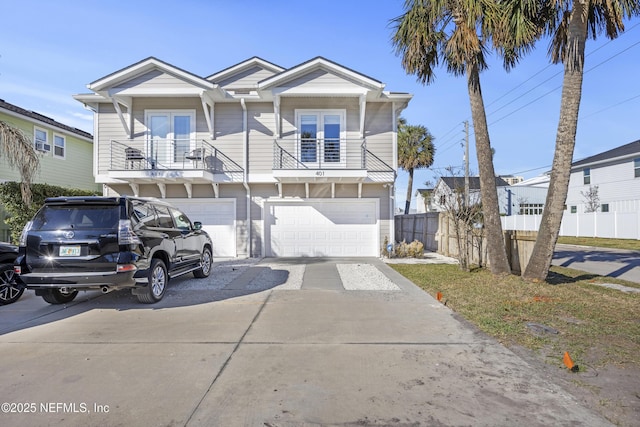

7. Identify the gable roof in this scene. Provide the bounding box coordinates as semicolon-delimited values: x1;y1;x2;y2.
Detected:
206;56;285;83
88;56;216;93
440;176;510;191
0;98;92;140
258;56;385;91
572;139;640;168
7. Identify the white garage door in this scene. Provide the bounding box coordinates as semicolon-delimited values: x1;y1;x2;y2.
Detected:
264;199;378;257
171;198;236;257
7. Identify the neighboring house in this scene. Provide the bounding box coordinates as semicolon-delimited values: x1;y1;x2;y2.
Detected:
497;185;548;216
430;176;510;212
499;175;524;185
565;139;640;214
74;57;412;257
415;188;436;213
0;99;99;242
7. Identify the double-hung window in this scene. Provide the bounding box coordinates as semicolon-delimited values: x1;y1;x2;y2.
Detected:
634;158;640;178
583;168;591;185
296;110;345;168
53;134;65;158
34;127;50;152
145;110;195;167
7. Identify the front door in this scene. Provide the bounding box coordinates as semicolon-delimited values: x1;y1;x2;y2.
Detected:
146;110;195;168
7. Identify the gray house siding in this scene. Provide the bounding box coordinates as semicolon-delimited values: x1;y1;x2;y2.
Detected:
247;102;276;176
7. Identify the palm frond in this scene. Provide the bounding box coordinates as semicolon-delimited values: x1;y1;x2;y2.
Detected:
0;120;40;206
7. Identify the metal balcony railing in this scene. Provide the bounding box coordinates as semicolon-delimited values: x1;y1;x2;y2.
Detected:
273;138;394;173
110;139;243;175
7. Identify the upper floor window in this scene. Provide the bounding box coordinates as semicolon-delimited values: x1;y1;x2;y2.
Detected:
635;158;640;178
296;110;346;167
583;168;591;185
53;134;65;158
34;127;50;152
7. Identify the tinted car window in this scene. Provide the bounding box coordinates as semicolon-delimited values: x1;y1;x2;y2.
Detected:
170;207;191;231
132;201;158;227
154;205;174;228
31;206;119;230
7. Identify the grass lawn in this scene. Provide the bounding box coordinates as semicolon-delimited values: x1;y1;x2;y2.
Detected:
557;236;640;251
389;263;640;370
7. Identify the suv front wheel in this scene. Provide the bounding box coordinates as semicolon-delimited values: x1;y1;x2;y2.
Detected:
137;258;167;304
193;247;212;278
42;288;79;304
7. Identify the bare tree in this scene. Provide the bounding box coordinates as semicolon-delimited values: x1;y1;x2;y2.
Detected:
581;185;600;213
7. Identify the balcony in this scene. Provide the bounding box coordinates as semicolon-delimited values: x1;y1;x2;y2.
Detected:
108;139;244;184
272;138;394;182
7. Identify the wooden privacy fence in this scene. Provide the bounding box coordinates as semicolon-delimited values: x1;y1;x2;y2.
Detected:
394;213;439;251
395;213;537;272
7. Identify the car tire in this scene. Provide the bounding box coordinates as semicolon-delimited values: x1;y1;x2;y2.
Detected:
0;263;24;305
193;247;212;278
137;258;167;304
41;288;79;304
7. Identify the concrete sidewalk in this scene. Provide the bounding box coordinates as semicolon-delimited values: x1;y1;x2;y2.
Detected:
0;258;611;426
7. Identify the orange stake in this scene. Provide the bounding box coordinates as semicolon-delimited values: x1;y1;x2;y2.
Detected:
563;351;579;372
436;292;442;302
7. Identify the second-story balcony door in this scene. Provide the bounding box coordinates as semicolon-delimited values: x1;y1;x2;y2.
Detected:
146;110;195;168
297;110;345;168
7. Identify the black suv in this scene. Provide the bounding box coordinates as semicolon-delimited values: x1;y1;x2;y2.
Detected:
14;196;213;304
0;241;24;305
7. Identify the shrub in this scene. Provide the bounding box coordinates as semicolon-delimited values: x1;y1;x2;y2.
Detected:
0;182;99;243
393;239;424;258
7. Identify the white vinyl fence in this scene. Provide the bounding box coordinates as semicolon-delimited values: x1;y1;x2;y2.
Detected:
501;211;640;239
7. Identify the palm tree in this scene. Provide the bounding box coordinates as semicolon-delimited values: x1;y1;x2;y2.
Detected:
397;118;435;214
391;0;512;274
0;120;40;206
521;0;640;282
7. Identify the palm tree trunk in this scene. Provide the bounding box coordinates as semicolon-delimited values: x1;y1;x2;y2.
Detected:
405;168;414;214
523;2;588;282
466;63;511;275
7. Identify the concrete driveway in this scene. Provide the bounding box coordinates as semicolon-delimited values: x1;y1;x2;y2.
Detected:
0;257;611;426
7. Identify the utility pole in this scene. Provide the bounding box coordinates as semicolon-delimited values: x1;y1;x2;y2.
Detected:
464;120;470;208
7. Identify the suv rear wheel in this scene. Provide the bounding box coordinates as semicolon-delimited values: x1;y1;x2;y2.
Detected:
137;258;167;304
193;247;212;278
42;288;79;304
0;263;24;305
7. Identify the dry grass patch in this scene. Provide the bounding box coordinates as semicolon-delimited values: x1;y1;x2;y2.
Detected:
390;264;640;369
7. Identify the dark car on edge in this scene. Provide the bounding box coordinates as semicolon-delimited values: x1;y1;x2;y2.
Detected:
14;196;213;304
0;241;24;305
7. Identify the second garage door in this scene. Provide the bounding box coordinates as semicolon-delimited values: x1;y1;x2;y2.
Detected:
264;199;379;257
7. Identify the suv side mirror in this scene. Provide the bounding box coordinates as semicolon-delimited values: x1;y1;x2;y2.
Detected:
193;221;202;230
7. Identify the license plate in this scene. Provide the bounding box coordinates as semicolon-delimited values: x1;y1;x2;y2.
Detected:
59;246;81;257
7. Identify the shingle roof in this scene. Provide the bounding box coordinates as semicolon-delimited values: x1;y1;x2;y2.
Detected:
441;176;509;190
0;99;92;139
572;139;640;167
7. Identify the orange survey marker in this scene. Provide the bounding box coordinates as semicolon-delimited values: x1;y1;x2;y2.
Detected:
563;351;580;372
436;292;443;302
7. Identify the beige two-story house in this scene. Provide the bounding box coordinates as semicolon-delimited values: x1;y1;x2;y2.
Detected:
74;57;411;257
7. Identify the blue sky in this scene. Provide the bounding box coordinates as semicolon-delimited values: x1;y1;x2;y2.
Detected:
1;0;639;210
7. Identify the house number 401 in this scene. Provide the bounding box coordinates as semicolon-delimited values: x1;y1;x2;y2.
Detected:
315;171;325;176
